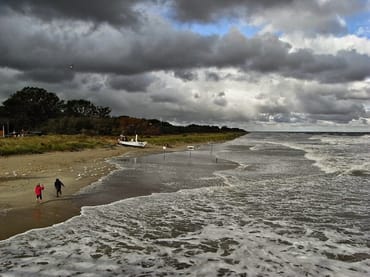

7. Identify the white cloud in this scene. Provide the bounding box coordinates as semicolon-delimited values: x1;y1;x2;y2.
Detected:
281;33;370;55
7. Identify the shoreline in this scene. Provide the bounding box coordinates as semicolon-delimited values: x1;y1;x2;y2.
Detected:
0;144;187;240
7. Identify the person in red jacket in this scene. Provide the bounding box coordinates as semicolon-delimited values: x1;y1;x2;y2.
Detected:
34;183;45;202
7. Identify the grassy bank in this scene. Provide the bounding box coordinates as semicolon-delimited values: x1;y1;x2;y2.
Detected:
0;135;113;156
0;132;246;156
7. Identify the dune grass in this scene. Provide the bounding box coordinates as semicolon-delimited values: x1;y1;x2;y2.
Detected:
0;132;245;156
0;135;112;156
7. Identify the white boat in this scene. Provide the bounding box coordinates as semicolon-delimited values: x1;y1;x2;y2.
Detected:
117;134;147;148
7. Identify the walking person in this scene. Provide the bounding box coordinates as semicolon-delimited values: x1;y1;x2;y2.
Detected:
54;178;65;197
34;183;45;203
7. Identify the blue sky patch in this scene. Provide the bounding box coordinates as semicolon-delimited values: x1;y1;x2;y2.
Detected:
346;10;370;37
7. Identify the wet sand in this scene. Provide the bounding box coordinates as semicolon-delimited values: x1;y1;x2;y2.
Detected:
0;144;178;240
75;149;237;209
0;141;238;241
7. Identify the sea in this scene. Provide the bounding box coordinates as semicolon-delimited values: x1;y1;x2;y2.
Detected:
0;132;370;276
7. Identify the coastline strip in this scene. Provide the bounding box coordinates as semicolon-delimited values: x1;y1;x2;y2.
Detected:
0;145;165;240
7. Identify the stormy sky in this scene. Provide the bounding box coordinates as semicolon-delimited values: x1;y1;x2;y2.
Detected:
0;0;370;131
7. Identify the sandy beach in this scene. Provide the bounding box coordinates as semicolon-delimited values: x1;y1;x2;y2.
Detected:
0;144;174;240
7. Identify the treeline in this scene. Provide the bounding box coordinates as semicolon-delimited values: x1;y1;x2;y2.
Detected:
0;87;246;136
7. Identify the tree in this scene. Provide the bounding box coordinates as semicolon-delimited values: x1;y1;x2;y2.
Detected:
1;87;64;130
96;106;111;118
64;99;111;118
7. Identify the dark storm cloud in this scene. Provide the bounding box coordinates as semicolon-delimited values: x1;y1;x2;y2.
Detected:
2;0;363;35
173;70;198;81
205;71;221;82
150;94;180;104
0;14;215;76
125;30;370;84
17;68;75;83
0;0;142;27
107;74;157;92
287;50;370;84
78;74;105;92
167;0;293;22
308;110;365;124
88;83;104;92
219;33;370;84
257;103;290;115
337;88;370;101
297;89;367;123
256;85;368;124
1;11;369;85
297;92;366;120
193;93;200;99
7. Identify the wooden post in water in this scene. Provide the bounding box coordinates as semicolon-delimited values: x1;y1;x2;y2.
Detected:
163;146;166;160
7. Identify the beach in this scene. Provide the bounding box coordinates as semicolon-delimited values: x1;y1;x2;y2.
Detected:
0;144;170;240
1;133;370;276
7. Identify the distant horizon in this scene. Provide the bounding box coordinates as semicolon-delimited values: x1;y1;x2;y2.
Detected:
247;130;370;134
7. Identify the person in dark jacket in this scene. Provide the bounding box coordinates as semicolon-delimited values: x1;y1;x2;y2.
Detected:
54;178;65;197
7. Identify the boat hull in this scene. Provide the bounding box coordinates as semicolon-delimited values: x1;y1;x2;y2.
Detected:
117;140;147;148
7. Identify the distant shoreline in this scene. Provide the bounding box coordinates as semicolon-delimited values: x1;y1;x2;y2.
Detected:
250;131;370;136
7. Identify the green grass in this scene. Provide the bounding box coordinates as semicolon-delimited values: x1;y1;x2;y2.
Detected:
0;132;246;156
0;135;113;156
